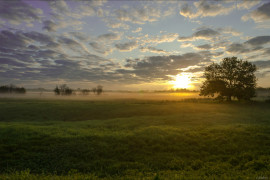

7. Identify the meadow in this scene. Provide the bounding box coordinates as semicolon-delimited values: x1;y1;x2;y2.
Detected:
0;96;270;179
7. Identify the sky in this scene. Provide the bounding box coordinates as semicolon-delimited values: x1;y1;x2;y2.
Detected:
1;0;270;90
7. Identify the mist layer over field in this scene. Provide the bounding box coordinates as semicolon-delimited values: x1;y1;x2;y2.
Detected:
0;91;201;101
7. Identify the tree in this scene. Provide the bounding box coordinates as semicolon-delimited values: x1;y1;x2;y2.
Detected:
96;85;103;95
0;84;26;94
200;57;257;101
54;84;73;95
92;85;103;95
54;86;60;95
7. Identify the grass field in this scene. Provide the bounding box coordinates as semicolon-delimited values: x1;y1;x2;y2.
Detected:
0;98;270;179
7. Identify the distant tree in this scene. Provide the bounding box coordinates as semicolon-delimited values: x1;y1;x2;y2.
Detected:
81;89;90;95
0;84;26;94
200;57;257;101
92;87;97;94
54;84;73;95
96;85;103;95
54;86;60;95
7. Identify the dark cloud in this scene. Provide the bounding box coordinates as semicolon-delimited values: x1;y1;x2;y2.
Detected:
226;43;250;53
194;28;220;38
0;30;30;49
115;41;137;51
226;36;270;54
243;2;270;22
42;20;57;32
263;48;270;55
0;29;123;84
97;33;120;41
0;0;42;24
57;37;89;54
245;36;270;46
119;52;211;81
23;31;55;44
69;32;89;41
0;57;27;67
89;42;113;55
140;46;167;54
253;60;270;69
196;44;212;50
178;28;220;41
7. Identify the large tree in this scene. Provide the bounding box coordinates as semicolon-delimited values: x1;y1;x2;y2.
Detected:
200;57;257;101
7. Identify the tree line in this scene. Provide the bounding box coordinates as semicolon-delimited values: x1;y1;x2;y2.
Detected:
0;84;26;94
54;84;103;95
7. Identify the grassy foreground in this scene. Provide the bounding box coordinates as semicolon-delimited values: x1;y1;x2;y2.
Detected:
0;98;270;179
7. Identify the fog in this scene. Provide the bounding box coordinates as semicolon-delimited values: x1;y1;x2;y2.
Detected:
0;91;201;101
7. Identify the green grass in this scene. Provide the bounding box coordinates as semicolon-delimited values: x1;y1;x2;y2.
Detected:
0;98;270;179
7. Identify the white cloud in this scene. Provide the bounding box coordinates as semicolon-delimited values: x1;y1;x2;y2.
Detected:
132;27;142;33
237;0;260;10
180;0;235;19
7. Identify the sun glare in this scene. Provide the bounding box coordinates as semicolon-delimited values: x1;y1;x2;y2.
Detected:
170;73;192;89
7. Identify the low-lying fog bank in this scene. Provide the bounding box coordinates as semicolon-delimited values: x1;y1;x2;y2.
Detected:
0;91;201;101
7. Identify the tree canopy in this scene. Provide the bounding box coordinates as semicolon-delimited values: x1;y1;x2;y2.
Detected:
200;57;257;101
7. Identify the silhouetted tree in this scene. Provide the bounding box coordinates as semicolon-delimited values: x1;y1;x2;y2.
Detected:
54;84;73;95
0;84;26;94
92;87;97;94
200;57;257;101
96;85;103;95
81;89;90;95
54;86;60;95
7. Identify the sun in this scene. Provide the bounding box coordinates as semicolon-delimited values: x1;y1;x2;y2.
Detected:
170;73;192;89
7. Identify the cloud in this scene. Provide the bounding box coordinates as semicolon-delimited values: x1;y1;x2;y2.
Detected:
69;32;90;41
225;36;270;56
119;52;211;81
23;31;55;44
132;27;142;33
0;30;30;49
110;3;175;25
42;20;57;32
242;2;270;22
57;36;89;55
89;42;113;55
245;36;270;46
0;0;42;25
97;33;121;41
0;30;122;84
40;0;105;32
0;57;28;67
178;28;220;41
146;33;179;44
253;60;270;70
105;21;130;30
140;47;168;54
226;43;250;53
115;41;138;51
237;0;260;10
218;27;242;36
196;44;212;50
180;0;234;19
193;28;219;38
